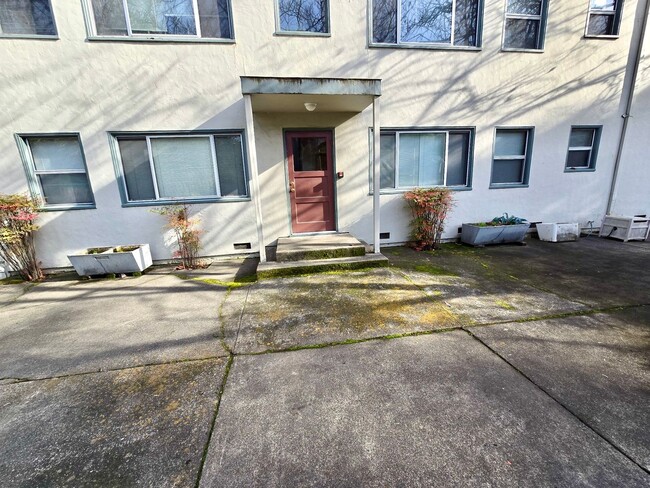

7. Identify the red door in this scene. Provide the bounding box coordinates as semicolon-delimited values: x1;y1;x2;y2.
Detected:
286;131;336;233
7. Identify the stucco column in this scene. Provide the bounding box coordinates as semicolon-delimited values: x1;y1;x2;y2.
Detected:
372;97;381;254
244;95;267;263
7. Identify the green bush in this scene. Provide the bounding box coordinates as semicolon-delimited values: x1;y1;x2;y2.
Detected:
0;194;43;281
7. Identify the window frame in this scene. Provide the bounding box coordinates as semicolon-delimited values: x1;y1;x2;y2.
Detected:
490;127;534;189
368;0;484;50
501;0;549;52
584;0;623;39
370;127;475;193
0;0;58;40
15;133;96;211
81;0;236;43
565;125;601;172
275;0;331;37
109;130;250;207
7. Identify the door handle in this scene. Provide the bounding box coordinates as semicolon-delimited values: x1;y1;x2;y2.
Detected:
289;181;296;193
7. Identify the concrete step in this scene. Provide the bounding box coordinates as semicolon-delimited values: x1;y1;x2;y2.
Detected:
275;233;367;262
257;254;388;279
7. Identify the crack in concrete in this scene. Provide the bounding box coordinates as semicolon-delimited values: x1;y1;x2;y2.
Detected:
231;284;251;354
464;328;650;476
194;353;233;488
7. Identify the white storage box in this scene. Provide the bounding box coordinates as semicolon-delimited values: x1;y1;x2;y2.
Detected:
600;215;650;242
536;223;580;242
68;244;153;276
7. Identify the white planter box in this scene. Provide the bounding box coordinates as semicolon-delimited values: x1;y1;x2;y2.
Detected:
536;223;580;242
600;215;650;242
68;244;153;276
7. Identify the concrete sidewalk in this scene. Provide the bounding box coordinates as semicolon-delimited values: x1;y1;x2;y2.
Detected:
0;237;648;486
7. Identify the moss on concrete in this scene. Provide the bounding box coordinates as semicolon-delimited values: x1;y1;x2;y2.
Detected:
276;246;366;262
495;300;516;310
257;259;387;280
0;276;25;285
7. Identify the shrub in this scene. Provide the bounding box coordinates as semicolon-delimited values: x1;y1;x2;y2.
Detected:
0;194;43;281
404;188;454;251
152;204;202;269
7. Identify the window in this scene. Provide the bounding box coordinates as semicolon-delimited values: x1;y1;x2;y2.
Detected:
0;0;56;37
277;0;329;34
113;132;248;204
566;126;601;171
376;129;473;190
85;0;233;39
491;128;532;187
372;0;482;47
503;0;548;50
586;0;623;37
18;135;94;209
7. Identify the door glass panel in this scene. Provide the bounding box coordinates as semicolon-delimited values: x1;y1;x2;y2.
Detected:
292;137;327;172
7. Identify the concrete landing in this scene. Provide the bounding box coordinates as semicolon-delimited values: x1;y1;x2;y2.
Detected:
257;253;388;279
275;233;366;262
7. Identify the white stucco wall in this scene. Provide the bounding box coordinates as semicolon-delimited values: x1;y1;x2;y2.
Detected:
0;0;647;267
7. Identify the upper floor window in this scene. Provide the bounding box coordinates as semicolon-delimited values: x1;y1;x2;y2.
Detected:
17;135;95;209
277;0;329;34
502;0;548;51
86;0;233;39
491;128;533;187
372;0;482;48
113;132;248;205
586;0;623;37
565;126;601;171
0;0;57;38
377;129;473;190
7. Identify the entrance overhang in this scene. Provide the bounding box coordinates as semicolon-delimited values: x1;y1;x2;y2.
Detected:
241;76;382;263
241;76;381;113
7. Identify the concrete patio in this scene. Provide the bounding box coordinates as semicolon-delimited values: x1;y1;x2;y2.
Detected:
0;237;648;486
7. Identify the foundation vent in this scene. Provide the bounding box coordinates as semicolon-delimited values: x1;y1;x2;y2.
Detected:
233;242;252;250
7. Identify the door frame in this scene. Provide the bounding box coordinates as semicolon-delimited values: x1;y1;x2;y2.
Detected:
282;128;338;235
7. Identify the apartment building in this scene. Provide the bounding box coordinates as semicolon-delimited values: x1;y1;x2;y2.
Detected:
0;0;648;268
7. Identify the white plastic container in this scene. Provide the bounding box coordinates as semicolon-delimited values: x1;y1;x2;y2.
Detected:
536;223;580;242
68;244;153;276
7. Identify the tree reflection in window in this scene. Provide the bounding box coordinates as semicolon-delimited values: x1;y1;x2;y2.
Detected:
372;0;480;47
279;0;328;33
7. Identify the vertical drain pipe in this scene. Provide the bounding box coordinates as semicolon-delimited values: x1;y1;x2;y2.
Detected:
607;0;649;214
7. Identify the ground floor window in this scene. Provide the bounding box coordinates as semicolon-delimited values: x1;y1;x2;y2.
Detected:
566;126;601;171
490;128;533;187
17;134;95;209
113;132;248;204
376;129;473;190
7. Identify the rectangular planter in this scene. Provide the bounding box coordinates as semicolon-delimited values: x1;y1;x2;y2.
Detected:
600;215;650;242
68;244;153;276
461;223;530;247
536;223;580;242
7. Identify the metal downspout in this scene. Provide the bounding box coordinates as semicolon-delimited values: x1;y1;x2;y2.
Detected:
607;0;650;214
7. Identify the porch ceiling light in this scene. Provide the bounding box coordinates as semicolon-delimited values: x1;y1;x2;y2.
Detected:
304;102;317;112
